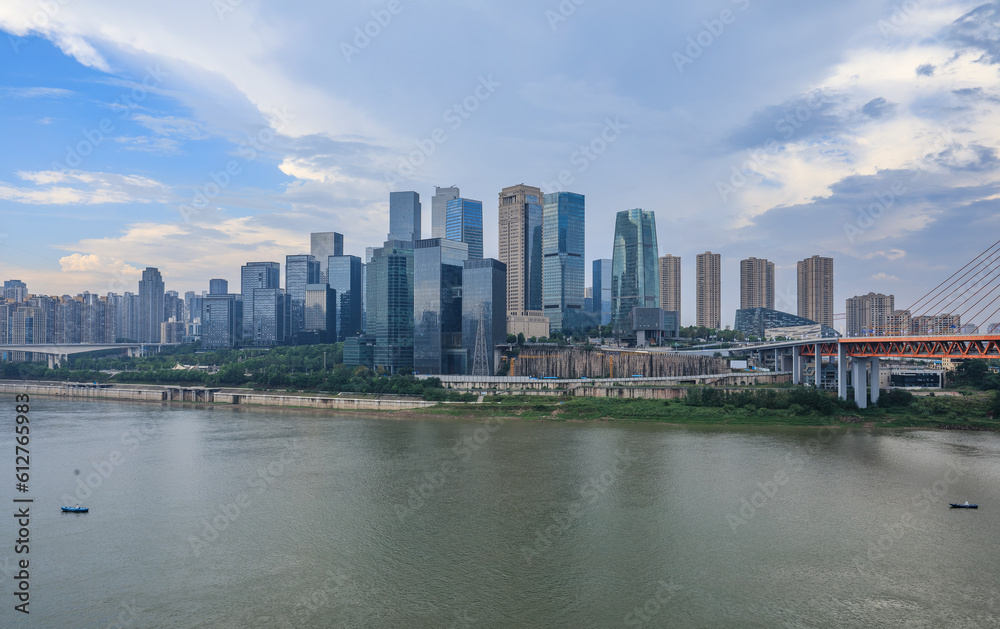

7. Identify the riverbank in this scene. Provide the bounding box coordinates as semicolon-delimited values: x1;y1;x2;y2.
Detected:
4;378;998;431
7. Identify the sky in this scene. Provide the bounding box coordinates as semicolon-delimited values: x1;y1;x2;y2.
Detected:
1;0;999;329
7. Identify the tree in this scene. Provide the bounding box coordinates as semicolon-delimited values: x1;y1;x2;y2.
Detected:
517;333;526;345
506;334;518;344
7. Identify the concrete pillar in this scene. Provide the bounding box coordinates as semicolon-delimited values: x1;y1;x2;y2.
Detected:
775;349;779;372
814;343;822;388
837;343;847;401
853;358;868;409
870;358;880;406
793;346;802;385
48;354;56;370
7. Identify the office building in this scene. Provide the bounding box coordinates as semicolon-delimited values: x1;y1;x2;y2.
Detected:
696;252;721;329
366;240;414;373
3;280;27;302
328;255;363;341
241;261;281;340
498;184;543;317
611;209;660;334
209;279;229;295
414;238;469;375
541;192;585;334
846;292;895;337
248;288;289;346
138;267;165;343
432;186;461;239
593;259;612;326
202;293;243;349
446;197;484;260
311;232;344;283
463;259;507;376
797;255;834;328
304;284;337;343
740;257;774;310
389;191;421;242
286;254;320;338
659;255;681;315
164;290;183;324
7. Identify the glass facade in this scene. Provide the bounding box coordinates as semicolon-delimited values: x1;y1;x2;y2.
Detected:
366;240;414;373
249;288;289;346
432;186;460;239
462;258;507;376
138;267;165;343
328;255;362;341
593;259;613;326
304;284;336;342
310;232;343;283
445;198;483;260
286;255;320;338
389;191;421;242
241;262;280;341
734;308;840;339
202;294;243;348
542;192;585;333
611;209;659;335
527;196;543;312
413;238;469;375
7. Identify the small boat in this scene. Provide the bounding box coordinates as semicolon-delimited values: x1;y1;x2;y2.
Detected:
61;506;89;513
949;501;978;509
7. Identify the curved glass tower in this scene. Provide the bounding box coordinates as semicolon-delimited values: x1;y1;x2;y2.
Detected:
611;209;659;334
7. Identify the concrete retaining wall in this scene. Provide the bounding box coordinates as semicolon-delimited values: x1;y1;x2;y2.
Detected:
213;391;437;411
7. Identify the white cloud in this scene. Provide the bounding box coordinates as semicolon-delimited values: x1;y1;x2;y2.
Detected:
0;170;169;205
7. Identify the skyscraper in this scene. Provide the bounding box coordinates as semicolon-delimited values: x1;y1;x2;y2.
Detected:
388;191;421;242
659;255;681;314
431;186;460;239
463;258;507;376
542;191;585;334
846;292;895;337
3;280;27;302
328;255;363;341
209;279;229;295
611;209;659;334
286;254;320;338
366;240;414;373
445;197;484;260
414;238;469;375
241;261;281;341
304;284;337;342
740;257;774;310
311;232;344;283
592;259;612;326
696;252;721;329
798;255;834;328
498;184;543;317
138;267;165;343
249;288;289;346
202;292;243;349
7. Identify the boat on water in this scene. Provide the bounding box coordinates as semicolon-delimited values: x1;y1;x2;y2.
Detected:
949;501;978;509
61;506;89;513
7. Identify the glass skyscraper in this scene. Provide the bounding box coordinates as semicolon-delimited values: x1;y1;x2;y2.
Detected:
388;191;421;242
445;197;483;260
611;209;660;334
286;254;320;338
304;284;337;342
542;192;585;333
311;232;343;283
138;267;165;343
202;293;243;349
462;258;507;376
413;238;469;375
432;186;460;239
593;259;613;326
328;255;362;341
241;261;281;342
366;240;414;373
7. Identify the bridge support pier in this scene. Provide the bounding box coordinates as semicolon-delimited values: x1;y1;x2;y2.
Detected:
814;342;822;387
837;344;847;401
870;358;880;406
853;358;868;409
792;346;802;385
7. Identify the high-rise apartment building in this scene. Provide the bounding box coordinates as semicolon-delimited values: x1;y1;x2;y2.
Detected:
445;197;484;260
328;255;363;341
286;254;320;338
659;255;681;314
241;261;281;341
696;252;721;329
3;280;27;302
311;232;344;283
138;267;165;343
366;240;414;373
611;209;659;334
542;191;585;333
593;259;612;326
388;191;421;242
462;259;507;376
432;186;460;239
498;184;543;317
846;292;895;337
797;255;834;328
740;257;774;310
414;238;469;375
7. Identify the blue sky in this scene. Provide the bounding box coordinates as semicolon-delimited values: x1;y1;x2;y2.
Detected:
1;0;999;328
